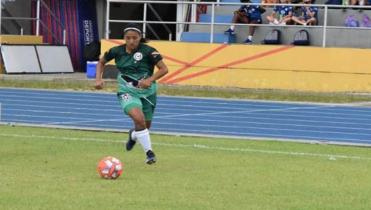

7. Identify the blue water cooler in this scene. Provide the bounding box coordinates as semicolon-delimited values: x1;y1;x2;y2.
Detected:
86;61;98;78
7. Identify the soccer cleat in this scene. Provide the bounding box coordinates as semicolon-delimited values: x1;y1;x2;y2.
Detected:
145;150;157;165
244;39;253;44
126;129;136;151
224;28;236;35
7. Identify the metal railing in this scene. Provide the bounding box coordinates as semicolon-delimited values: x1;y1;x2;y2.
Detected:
1;0;66;45
106;0;371;47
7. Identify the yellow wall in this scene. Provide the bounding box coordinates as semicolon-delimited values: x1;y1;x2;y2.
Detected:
0;35;43;44
101;39;371;92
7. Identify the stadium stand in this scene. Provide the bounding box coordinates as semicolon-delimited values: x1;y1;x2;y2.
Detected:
181;1;371;48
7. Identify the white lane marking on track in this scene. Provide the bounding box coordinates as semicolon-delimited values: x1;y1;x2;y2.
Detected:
1;91;371;114
3;105;371;126
0;93;305;110
1;97;332;115
1;133;371;161
2;107;371;127
3;107;371;138
41;114;371;131
3;98;371;119
0;107;334;126
0;90;335;107
1;87;370;108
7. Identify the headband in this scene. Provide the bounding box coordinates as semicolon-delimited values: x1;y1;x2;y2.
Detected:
124;27;142;34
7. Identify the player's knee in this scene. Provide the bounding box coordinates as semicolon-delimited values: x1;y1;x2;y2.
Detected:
133;117;146;130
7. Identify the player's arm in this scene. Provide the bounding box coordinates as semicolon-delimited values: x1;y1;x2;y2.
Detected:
95;57;106;90
95;48;115;90
150;60;169;82
138;60;168;89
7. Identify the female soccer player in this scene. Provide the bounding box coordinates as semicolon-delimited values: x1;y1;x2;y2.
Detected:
95;24;168;164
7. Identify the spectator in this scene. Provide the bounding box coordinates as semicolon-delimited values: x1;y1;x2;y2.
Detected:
349;0;368;5
262;0;279;4
224;0;265;44
266;0;294;25
292;0;318;25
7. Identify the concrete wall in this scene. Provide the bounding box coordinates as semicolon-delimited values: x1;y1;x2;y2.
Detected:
101;39;371;92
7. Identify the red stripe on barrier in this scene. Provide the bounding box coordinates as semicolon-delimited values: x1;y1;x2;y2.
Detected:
160;44;228;83
166;45;294;84
162;55;191;66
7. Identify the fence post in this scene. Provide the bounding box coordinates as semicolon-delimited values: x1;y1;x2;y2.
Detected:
191;0;197;23
36;0;41;36
143;3;147;38
210;3;215;43
322;5;328;48
63;30;66;45
105;0;110;39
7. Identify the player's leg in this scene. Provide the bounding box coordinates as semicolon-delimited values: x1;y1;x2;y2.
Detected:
128;108;146;130
128;108;156;164
141;93;157;127
117;93;156;164
118;93;142;150
137;93;157;164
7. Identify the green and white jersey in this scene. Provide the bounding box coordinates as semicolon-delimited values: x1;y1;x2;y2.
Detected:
103;43;163;98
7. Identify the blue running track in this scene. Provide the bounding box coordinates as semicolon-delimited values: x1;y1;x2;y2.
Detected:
0;88;371;146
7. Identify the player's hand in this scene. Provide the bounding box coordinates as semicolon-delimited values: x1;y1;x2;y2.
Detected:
138;78;152;89
95;80;104;90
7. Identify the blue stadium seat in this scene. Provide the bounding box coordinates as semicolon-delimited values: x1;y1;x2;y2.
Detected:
199;14;233;23
180;32;236;43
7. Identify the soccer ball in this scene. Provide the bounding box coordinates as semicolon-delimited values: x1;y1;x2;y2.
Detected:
97;156;123;179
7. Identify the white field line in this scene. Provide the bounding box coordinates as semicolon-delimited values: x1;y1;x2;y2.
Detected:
1;133;371;161
2;118;371;142
2;122;371;147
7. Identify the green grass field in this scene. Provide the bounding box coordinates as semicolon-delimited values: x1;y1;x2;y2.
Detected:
1;125;371;210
